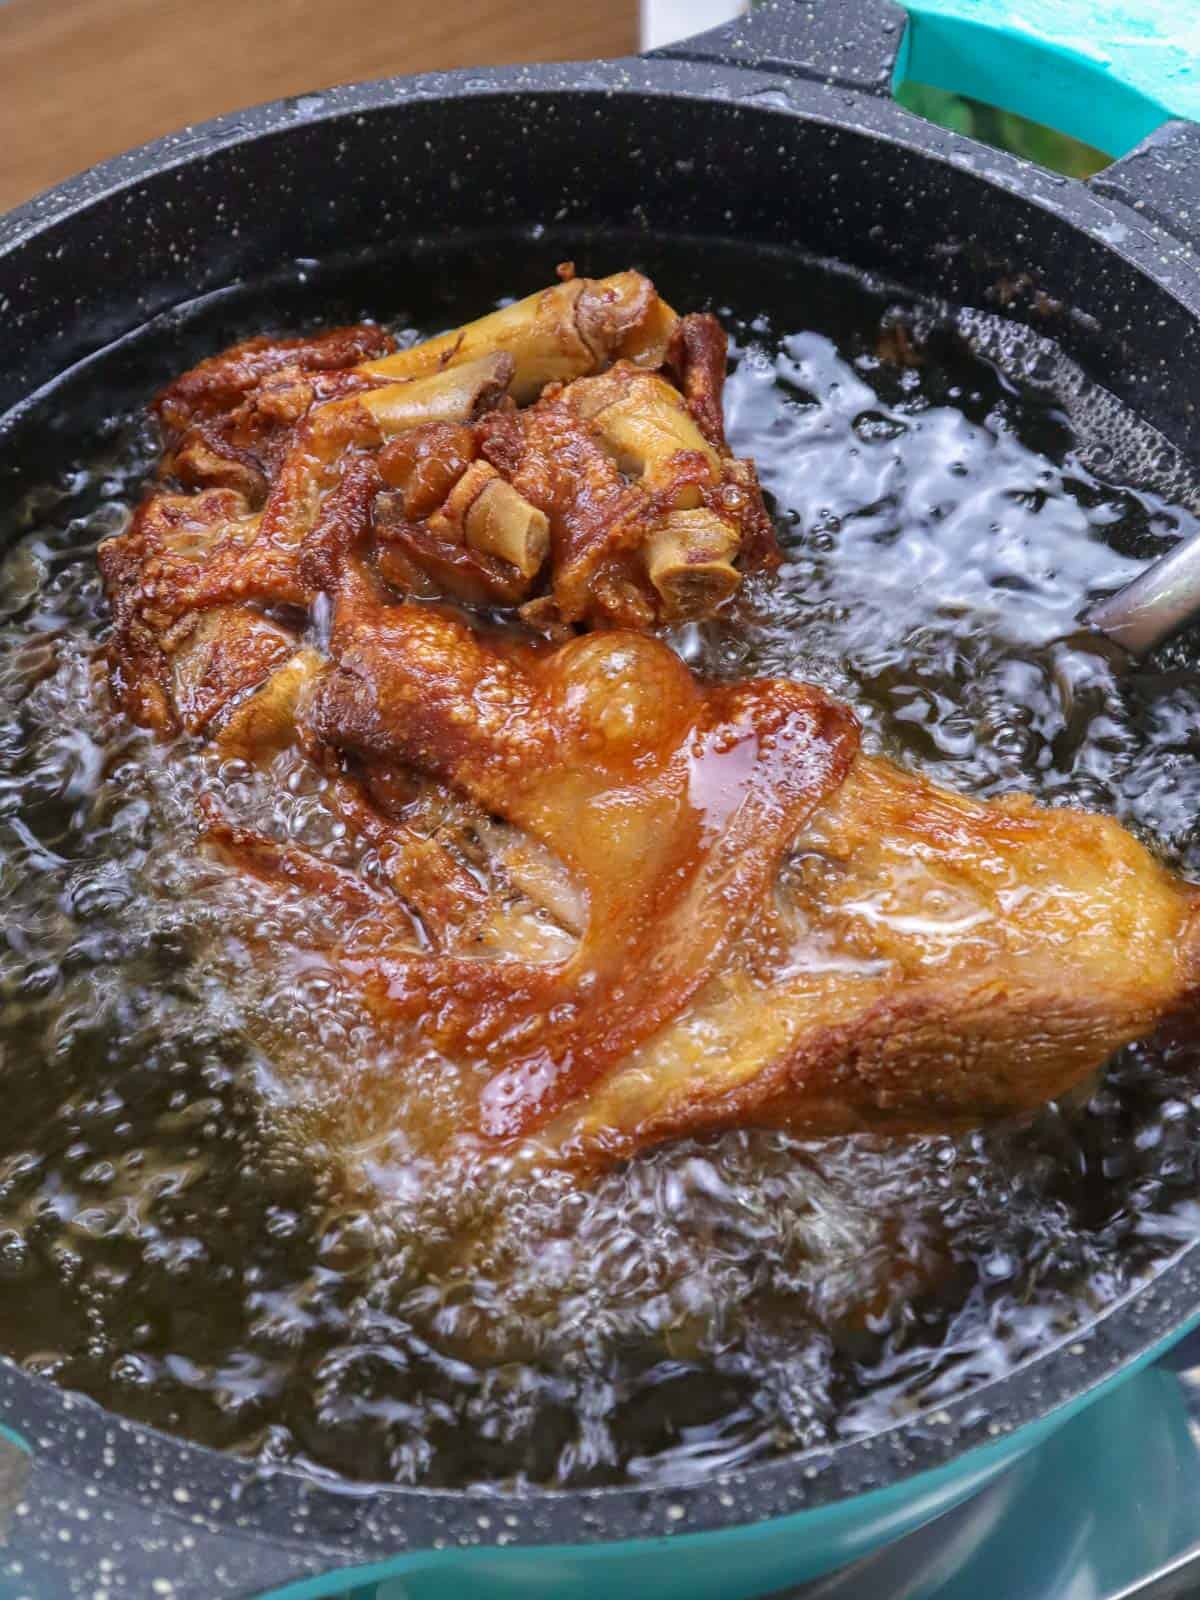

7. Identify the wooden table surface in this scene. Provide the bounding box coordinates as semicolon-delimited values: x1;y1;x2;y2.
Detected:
0;0;638;212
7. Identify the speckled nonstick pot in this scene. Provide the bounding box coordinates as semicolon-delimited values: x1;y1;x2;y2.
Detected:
3;1;1200;1595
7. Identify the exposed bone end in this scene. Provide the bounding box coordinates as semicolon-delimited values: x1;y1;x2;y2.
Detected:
427;459;549;580
466;479;549;579
645;508;741;620
427;459;490;545
376;488;529;608
359;353;514;435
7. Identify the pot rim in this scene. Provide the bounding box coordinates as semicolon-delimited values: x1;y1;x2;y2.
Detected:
2;53;1199;1555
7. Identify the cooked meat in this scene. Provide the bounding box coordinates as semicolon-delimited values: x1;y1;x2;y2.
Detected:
307;603;858;1139
544;753;1200;1160
97;272;1200;1169
155;323;397;431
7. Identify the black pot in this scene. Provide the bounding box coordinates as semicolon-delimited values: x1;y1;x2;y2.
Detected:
3;2;1200;1594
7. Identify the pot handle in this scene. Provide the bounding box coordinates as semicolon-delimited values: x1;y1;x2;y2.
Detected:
1089;119;1200;257
649;0;909;98
655;0;1200;240
659;0;1200;652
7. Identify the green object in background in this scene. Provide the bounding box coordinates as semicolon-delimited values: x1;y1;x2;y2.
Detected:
895;80;1109;176
895;0;1200;159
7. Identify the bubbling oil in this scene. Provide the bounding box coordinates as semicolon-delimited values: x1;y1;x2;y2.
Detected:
2;239;1200;1490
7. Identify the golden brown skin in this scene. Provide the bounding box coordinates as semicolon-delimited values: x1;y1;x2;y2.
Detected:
156;323;397;431
545;755;1200;1159
97;272;1200;1167
308;589;859;1137
99;276;779;733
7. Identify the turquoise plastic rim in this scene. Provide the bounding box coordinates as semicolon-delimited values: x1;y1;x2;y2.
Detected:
895;0;1200;156
252;1305;1200;1600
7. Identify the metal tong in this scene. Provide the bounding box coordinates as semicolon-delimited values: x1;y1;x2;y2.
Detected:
1087;530;1200;653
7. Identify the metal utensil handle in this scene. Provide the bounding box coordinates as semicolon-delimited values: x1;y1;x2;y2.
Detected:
1110;1540;1200;1599
1086;531;1200;654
